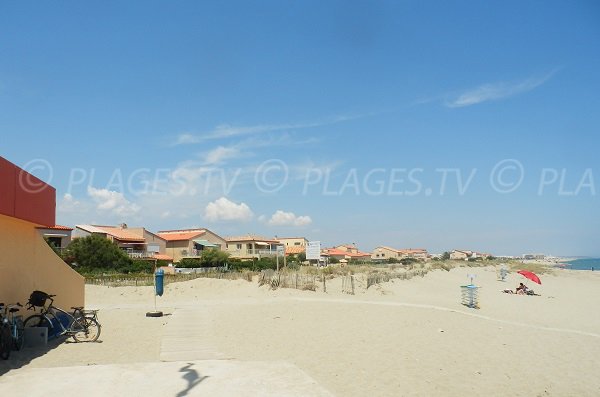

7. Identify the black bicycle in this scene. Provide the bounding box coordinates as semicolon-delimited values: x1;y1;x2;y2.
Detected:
0;302;25;356
24;291;101;343
0;309;11;360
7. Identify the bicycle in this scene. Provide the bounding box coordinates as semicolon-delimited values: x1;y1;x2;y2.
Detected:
0;302;25;353
0;310;11;360
24;291;101;343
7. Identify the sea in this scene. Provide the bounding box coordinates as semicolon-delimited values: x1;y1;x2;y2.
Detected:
565;258;600;271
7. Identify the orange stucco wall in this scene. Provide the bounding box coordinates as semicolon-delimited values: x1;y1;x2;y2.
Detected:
0;157;84;309
0;214;84;308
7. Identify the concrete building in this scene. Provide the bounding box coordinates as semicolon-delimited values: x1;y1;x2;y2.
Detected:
322;244;371;262
74;224;172;261
157;229;226;263
0;156;84;309
450;250;492;260
37;225;73;252
371;246;429;261
278;237;308;256
225;235;282;260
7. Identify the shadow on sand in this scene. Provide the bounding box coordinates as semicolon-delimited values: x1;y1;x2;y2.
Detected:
176;363;209;397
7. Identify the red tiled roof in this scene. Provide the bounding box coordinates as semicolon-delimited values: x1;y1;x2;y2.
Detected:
157;230;206;241
37;225;73;231
324;248;370;258
152;254;173;261
285;246;306;255
93;226;145;242
377;246;427;254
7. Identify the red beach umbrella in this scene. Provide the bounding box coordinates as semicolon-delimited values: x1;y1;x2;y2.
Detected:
517;270;541;285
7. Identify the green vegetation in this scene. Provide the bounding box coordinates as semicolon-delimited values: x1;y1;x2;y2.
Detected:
61;235;169;275
228;257;278;272
178;249;231;268
63;235;133;273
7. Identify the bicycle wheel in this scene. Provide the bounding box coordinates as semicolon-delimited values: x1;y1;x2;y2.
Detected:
72;317;101;342
14;317;25;351
23;314;52;337
0;324;11;360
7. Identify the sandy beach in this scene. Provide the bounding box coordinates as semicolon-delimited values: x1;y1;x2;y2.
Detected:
1;265;599;396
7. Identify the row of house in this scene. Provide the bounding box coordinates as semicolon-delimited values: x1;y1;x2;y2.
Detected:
42;223;307;263
449;250;493;260
40;223;492;265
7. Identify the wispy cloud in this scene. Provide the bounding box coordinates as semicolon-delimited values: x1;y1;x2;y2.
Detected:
445;70;559;108
196;132;320;166
203;146;241;165
172;113;371;146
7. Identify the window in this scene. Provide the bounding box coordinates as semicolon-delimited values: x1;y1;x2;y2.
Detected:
294;242;301;246
236;244;242;250
247;243;252;249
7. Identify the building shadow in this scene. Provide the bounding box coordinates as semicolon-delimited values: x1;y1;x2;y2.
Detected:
0;337;65;376
176;363;208;397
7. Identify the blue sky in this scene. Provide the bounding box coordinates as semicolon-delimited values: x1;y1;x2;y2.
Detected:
2;1;599;256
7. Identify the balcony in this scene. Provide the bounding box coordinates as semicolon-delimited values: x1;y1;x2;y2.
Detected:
228;248;283;258
125;250;155;259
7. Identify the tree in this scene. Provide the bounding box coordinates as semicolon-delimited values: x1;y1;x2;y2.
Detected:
441;251;451;261
199;248;230;267
64;235;132;272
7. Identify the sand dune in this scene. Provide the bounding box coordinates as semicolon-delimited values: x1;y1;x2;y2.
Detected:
1;266;599;396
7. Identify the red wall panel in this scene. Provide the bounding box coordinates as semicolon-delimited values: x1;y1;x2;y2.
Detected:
0;156;55;226
0;157;17;218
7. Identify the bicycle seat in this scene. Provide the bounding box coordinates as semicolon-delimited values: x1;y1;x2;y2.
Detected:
71;306;84;311
9;308;19;313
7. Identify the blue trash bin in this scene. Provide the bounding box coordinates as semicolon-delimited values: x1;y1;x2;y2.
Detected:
155;268;164;297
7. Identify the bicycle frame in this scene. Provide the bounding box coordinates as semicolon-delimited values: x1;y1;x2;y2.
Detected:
39;305;79;335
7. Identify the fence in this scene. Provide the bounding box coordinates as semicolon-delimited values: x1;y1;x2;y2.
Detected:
85;267;431;292
366;268;428;289
86;271;254;287
259;270;320;291
341;275;355;295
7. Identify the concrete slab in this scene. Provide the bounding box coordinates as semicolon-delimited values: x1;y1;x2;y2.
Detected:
0;360;333;397
160;308;233;361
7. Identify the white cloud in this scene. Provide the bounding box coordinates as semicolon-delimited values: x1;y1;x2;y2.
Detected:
57;193;87;214
267;210;312;227
204;197;254;222
445;70;558;108
87;186;141;217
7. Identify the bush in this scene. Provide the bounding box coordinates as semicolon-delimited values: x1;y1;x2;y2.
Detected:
65;235;132;272
228;257;278;271
176;249;231;268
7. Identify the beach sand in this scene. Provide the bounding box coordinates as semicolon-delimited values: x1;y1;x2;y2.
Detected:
1;266;599;396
